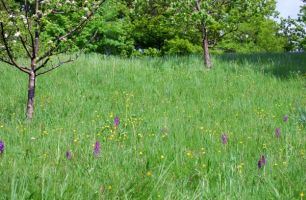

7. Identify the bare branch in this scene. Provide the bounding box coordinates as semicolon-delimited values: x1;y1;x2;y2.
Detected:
34;57;49;72
0;56;14;65
36;54;80;76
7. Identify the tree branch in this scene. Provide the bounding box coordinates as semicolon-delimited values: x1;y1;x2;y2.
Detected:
0;57;14;65
36;54;80;76
0;22;30;74
1;0;34;59
24;0;35;57
18;32;32;58
35;29;98;73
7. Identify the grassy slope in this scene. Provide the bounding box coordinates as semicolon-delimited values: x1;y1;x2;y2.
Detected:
0;53;305;199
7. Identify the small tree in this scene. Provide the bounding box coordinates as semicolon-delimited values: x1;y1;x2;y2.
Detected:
279;17;306;52
0;0;105;120
170;0;276;68
298;0;306;50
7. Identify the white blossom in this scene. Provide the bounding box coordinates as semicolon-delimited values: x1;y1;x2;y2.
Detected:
14;31;21;37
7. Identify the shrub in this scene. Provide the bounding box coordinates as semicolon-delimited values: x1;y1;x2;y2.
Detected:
162;37;201;55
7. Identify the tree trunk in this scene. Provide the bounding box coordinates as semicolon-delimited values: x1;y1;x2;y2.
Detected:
26;71;36;120
201;26;212;69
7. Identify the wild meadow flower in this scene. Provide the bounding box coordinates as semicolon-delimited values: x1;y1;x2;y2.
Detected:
221;134;228;144
94;141;101;157
261;155;266;165
283;115;288;122
275;128;281;138
0;140;4;154
258;155;266;169
66;150;72;160
114;116;120;128
146;171;152;177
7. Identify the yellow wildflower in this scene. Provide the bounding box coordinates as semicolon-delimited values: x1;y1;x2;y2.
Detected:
146;171;152;177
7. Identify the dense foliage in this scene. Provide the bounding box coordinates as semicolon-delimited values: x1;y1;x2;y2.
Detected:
1;0;305;57
81;0;306;55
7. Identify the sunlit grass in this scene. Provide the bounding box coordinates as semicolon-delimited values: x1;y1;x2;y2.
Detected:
0;53;305;199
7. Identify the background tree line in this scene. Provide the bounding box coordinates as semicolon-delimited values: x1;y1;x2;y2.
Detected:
1;0;305;58
78;0;306;57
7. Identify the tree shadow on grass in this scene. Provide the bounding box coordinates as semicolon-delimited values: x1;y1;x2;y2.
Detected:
215;53;306;79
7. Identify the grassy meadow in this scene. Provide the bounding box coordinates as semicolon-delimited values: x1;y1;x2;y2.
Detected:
0;53;305;199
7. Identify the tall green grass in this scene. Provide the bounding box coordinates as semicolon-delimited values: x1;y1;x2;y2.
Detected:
0;53;305;199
